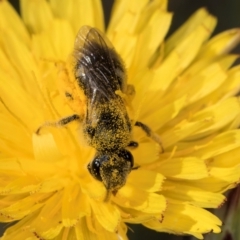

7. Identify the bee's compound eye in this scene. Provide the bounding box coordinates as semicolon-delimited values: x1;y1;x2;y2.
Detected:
88;158;102;181
118;149;134;167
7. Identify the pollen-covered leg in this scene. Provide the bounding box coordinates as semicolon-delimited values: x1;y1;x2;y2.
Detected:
135;121;164;153
36;114;81;134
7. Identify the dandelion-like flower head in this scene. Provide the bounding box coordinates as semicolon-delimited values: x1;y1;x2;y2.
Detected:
0;0;240;239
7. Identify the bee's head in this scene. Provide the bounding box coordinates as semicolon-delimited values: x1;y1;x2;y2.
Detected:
87;149;134;196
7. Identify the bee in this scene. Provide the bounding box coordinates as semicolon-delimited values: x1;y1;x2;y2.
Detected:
37;26;163;200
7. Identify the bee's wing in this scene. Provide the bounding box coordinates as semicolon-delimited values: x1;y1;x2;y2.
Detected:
73;26;127;119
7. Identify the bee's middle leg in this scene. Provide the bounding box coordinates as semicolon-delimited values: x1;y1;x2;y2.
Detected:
135;121;164;153
36;114;81;134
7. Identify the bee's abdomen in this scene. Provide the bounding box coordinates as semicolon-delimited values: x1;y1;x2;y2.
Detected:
84;104;131;151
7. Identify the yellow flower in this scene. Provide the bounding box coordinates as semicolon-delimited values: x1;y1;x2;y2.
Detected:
0;0;240;239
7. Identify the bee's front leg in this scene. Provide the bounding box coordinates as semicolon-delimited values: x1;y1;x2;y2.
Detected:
36;114;82;134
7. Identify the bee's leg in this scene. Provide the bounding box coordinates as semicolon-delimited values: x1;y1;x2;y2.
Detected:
127;141;139;149
132;166;140;170
126;84;135;101
36;114;81;135
135;121;164;153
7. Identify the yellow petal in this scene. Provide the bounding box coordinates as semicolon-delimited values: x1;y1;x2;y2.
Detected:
111;33;137;68
32;133;63;162
162;181;226;208
33;192;63;239
0;194;45;220
0;1;30;45
156;157;208;180
210;166;240;188
0;175;40;194
141;96;186;131
178;63;240;115
129;10;172;72
194;130;240;160
62;182;90;227
121;208;160;223
127;169;165;192
165;8;216;55
108;0;149;35
148;12;216;94
2;195;63;239
211;147;240;168
20;0;54;33
108;0;169;67
90;200;120;232
1;214;35;239
161;118;211;148
114;185;167;214
132;142;159;165
222;66;240;98
167;56;238;115
0;71;40;131
32;20;74;61
50;0;104;34
197;28;240;59
181;55;237;86
55;227;76;240
77;218;127;240
130;69;154;120
0;113;32;158
143;202;221;239
75;219;98;240
187;176;238;193
165;61;227;107
188;97;240;139
0;29;42;108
